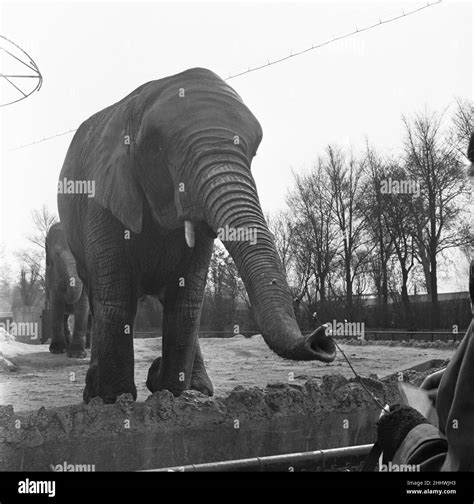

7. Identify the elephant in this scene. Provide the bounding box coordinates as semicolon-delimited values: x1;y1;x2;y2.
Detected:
45;222;91;357
57;67;336;404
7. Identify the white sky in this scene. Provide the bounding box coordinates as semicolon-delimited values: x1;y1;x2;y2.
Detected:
0;0;472;290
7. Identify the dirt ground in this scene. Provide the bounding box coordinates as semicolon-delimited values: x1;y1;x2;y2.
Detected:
0;335;455;413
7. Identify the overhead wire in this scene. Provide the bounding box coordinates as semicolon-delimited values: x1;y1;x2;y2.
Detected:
7;1;442;151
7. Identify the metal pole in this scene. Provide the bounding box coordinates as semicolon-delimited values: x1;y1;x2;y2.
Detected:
145;444;374;472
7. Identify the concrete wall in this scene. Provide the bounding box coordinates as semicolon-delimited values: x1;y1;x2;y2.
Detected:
0;376;382;471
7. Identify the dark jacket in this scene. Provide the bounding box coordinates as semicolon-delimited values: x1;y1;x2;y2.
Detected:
393;320;474;470
393;134;474;470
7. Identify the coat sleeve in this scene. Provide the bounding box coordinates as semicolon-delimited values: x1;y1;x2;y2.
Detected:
393;423;447;470
393;320;474;471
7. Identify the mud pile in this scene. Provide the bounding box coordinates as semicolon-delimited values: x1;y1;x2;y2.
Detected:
0;376;383;471
379;360;449;405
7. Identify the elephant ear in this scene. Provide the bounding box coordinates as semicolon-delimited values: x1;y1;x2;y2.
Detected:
89;95;143;234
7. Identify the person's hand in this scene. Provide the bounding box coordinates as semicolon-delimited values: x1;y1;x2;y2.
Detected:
376;404;430;461
420;368;446;406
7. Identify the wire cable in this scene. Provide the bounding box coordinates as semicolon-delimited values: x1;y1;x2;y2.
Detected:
8;1;442;151
331;336;387;410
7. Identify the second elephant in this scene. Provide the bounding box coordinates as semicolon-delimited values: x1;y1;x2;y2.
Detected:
45;222;90;358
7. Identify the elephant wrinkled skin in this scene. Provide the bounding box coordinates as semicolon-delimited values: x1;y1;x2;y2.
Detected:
58;67;336;404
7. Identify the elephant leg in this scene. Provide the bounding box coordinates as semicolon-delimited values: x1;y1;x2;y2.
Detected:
147;237;213;397
67;290;89;359
191;339;213;396
49;293;67;354
83;260;138;403
147;339;213;397
83;300;137;403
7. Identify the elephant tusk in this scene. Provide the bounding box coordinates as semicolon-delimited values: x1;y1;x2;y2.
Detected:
184;220;195;248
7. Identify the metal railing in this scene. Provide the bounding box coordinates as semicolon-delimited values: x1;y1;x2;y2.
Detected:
144;444;373;472
339;330;463;343
134;329;465;342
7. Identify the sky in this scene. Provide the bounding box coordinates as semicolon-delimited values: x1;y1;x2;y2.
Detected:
0;0;472;290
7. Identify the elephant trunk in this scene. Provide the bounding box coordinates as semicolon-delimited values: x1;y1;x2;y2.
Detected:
61;251;83;305
198;162;336;362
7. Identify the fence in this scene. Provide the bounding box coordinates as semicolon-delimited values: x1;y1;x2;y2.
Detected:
340;330;463;343
134;329;466;343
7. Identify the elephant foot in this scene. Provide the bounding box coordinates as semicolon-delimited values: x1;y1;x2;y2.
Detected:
67;347;87;359
146;357;213;397
83;362;137;404
146;356;185;396
49;341;67;354
146;357;166;394
191;368;214;396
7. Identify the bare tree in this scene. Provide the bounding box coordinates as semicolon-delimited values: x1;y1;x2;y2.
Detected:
16;248;46;293
267;209;309;321
361;145;395;325
286;161;339;316
27;204;58;250
14;205;58;307
324;145;374;319
451;97;473;158
286;217;318;317
204;244;248;332
403;110;471;327
380;162;418;327
266;210;295;278
18;268;40;307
